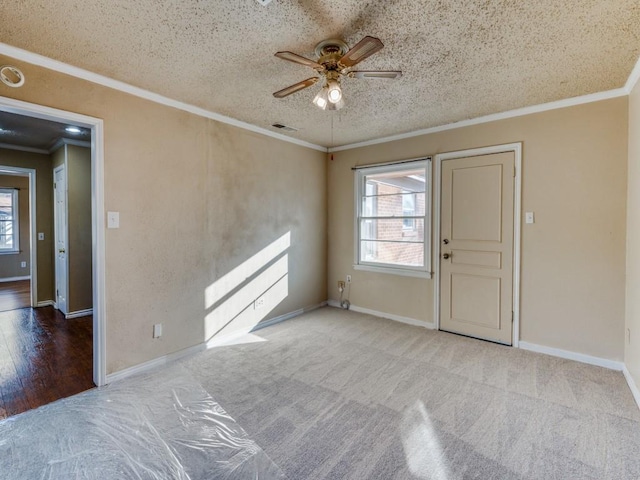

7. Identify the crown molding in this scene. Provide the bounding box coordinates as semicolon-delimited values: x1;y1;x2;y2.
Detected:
0;42;327;153
0;142;49;154
625;54;640;94
329;88;628;152
1;42;637;154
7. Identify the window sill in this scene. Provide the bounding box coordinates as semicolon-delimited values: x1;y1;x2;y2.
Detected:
353;263;432;279
0;250;20;255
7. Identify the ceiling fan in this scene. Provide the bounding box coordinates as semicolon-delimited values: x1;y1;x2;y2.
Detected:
273;36;402;111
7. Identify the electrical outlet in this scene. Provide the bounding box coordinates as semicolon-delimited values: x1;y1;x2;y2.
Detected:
153;323;162;338
38;232;45;241
346;275;351;283
20;261;26;268
255;297;266;309
338;281;345;290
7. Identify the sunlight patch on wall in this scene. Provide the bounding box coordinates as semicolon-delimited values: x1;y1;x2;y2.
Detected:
401;400;451;479
204;232;290;345
205;232;290;309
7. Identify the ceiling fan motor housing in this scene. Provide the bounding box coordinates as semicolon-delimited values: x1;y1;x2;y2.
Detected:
315;39;350;71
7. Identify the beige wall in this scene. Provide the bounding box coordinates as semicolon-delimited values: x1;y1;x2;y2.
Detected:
0;54;327;374
0;174;29;279
0;148;54;300
626;81;640;386
328;98;628;361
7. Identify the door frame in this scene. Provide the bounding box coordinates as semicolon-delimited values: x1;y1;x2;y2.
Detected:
0;95;107;386
53;164;68;314
434;143;522;347
0;165;37;306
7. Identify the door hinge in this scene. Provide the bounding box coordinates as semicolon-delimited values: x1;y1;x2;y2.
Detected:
513;166;516;177
54;182;56;188
512;311;514;323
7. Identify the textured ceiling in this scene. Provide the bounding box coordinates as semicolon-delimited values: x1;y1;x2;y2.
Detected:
0;0;639;148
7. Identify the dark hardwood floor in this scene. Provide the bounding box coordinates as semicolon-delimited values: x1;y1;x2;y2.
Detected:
0;306;94;420
0;280;31;312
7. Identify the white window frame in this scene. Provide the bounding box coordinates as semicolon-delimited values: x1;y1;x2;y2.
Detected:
0;188;19;254
353;158;432;278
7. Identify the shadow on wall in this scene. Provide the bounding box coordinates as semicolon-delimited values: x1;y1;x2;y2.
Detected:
204;232;290;346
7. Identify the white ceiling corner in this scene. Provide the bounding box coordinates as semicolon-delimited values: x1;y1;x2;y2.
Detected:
0;0;638;150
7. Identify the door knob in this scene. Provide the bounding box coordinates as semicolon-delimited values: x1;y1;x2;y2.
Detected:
443;253;451;259
443;239;449;244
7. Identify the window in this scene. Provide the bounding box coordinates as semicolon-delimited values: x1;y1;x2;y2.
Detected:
354;159;431;277
0;188;19;253
402;192;416;230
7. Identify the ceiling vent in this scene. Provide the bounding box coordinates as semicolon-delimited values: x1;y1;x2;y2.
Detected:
255;0;272;5
272;123;298;132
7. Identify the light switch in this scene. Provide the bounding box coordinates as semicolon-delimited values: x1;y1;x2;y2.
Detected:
107;211;120;229
525;212;535;224
38;232;45;241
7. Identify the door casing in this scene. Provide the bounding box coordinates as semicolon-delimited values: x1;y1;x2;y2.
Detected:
0;95;107;387
0;166;37;306
434;143;522;347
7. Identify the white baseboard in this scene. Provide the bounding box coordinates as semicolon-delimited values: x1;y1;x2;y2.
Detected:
623;365;640;410
106;343;206;384
327;300;436;330
65;308;93;319
519;341;624;371
252;301;327;331
36;300;55;308
0;275;30;283
207;301;327;348
106;302;326;384
327;302;624;372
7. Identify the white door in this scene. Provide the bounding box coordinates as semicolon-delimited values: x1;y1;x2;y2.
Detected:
54;165;68;314
440;151;515;344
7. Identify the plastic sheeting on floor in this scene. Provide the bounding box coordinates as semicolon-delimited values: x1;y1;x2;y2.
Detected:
0;364;284;479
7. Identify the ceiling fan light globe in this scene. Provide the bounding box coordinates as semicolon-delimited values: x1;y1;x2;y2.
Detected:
314;96;328;110
325;78;343;104
313;88;329;110
327;80;342;103
328;87;342;103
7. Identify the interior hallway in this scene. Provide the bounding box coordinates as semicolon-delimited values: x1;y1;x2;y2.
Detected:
0;280;30;312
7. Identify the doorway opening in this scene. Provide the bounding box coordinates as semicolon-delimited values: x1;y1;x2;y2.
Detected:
0;96;105;417
0;166;35;312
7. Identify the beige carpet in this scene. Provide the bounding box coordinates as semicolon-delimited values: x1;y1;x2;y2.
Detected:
182;306;640;480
